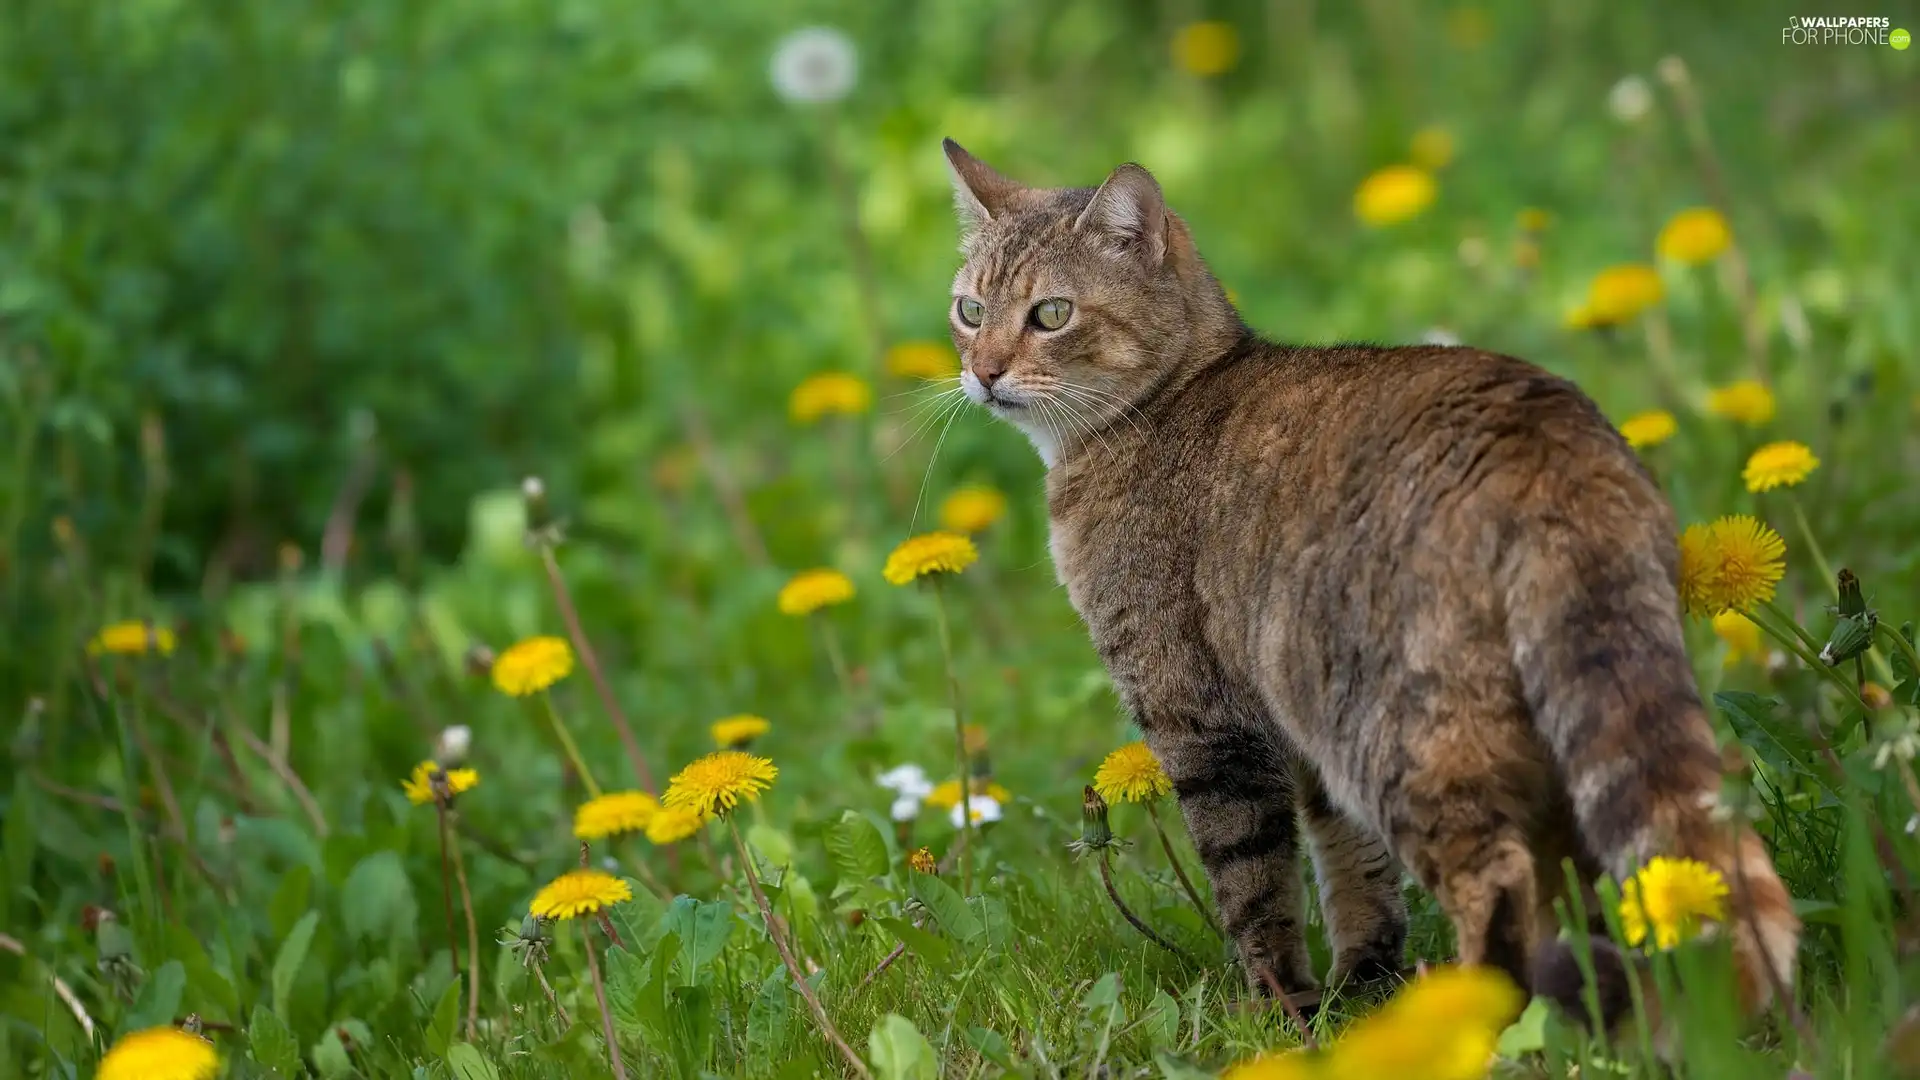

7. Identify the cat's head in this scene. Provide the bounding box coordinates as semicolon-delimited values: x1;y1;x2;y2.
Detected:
941;138;1239;464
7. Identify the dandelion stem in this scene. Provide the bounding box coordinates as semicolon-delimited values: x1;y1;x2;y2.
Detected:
446;806;481;1041
1877;623;1920;679
1096;849;1195;965
530;953;571;1029
539;692;603;799
579;922;629;1080
434;801;462;979
1147;802;1222;939
930;579;974;895
855;941;908;995
814;613;857;704
1746;603;1875;717
728;818;872;1079
538;545;657;793
1785;496;1838;602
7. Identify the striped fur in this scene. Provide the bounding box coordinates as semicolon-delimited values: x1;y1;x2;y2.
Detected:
941;140;1798;1019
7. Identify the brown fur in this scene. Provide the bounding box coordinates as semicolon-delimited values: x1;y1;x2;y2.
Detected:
941;139;1799;1019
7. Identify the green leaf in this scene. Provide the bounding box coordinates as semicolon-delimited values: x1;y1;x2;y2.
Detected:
166;924;239;1022
446;1042;502;1080
247;1004;302;1077
748;823;797;869
963;1027;1014;1071
424;974;463;1056
272;911;320;1019
661;896;733;986
1144;988;1180;1049
908;872;983;943
867;1013;938;1080
825;810;889;883
666;985;715;1075
1496;997;1550;1057
1154;1052;1217;1080
310;1020;369;1080
746;963;791;1058
340;850;417;945
125;960;186;1031
1891;623;1917;683
875;917;953;974
1714;691;1823;784
269;863;313;941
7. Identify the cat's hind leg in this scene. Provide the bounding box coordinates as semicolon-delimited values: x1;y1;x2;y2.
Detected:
1298;767;1408;988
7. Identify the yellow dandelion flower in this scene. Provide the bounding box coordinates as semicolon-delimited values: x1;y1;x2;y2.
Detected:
1712;612;1764;668
1657;207;1732;265
88;621;177;657
1409;126;1455;170
1562;303;1603;332
646;803;709;845
711;714;772;749
883;531;978;585
401;760;479;806
939;485;1008;534
492;635;574;696
98;1026;219;1080
529;868;633;920
1093;742;1173;804
1329;965;1524;1080
1517;207;1552;233
663;750;778;818
788;372;872;424
885;341;958;380
1618;409;1677;450
1172;21;1239;77
778;568;856;617
924;777;1011;811
1709;515;1787;613
1705;380;1776;426
1743;440;1819;493
1586;263;1664;324
573;791;660;840
1353;165;1437;227
908;847;937;874
1679;515;1787;617
1618;856;1728;950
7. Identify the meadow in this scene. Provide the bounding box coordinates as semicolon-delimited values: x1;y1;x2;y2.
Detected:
3;2;1918;1077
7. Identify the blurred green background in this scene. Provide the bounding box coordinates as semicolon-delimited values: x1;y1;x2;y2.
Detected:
4;0;1912;605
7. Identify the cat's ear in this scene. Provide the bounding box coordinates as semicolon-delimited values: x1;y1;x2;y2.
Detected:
1074;163;1167;264
943;138;1022;240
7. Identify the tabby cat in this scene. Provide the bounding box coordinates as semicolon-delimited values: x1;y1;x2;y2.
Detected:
939;138;1798;1026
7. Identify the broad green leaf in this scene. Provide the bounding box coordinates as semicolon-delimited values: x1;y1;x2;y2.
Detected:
447;1042;502;1080
166;924;239;1022
1714;691;1823;784
908;872;983;943
272;911;320;1019
748;823;796;868
963;1027;1014;1071
1081;971;1122;1011
1496;997;1550;1057
340;850;417;945
747;964;791;1058
1155;1052;1218;1080
424;975;463;1056
269;863;313;941
125;960;186;1032
1144;989;1180;1049
875;917;953;974
247;1004;301;1077
825;810;889;883
868;1013;938;1080
311;1020;370;1080
661;896;733;986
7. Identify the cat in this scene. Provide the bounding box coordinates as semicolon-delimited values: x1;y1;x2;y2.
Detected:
938;138;1798;1027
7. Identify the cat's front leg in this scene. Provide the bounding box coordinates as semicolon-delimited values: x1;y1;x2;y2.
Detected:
1142;715;1315;996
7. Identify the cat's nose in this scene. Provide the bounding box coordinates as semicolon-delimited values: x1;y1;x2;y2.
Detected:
970;355;1008;387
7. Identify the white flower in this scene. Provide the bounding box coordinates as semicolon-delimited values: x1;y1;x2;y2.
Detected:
1873;718;1920;772
949;795;1002;829
877;764;932;800
1608;75;1652;123
770;27;857;105
1420;327;1461;347
435;725;472;766
890;796;922;822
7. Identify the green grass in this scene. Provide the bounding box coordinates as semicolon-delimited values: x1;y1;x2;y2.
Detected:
3;2;1919;1077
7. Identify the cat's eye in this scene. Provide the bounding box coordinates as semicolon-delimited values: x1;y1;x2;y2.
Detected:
1031;298;1073;331
956;297;985;327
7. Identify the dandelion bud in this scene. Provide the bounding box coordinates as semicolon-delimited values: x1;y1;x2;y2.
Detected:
1655;55;1690;89
909;847;937;875
436;725;473;766
1836;569;1867;619
1608;75;1653;123
1820;612;1876;666
1079;785;1114;851
1865;683;1894;711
